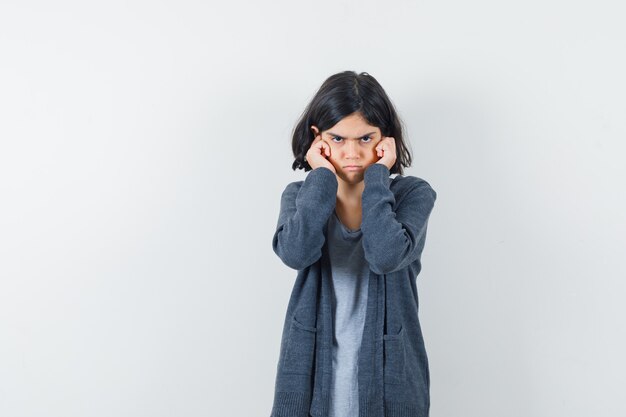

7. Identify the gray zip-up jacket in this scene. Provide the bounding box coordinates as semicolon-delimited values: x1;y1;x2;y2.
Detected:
270;163;437;417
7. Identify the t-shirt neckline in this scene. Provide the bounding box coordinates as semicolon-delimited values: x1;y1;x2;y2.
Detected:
333;210;361;233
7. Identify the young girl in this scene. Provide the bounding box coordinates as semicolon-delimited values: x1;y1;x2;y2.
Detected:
270;71;437;417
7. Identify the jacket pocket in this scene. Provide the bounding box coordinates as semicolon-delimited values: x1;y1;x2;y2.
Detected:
282;314;317;375
383;325;407;385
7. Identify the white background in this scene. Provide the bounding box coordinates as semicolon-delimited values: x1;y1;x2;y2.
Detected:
1;1;625;416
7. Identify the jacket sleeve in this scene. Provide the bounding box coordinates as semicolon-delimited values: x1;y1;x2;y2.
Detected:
272;167;338;270
360;163;437;275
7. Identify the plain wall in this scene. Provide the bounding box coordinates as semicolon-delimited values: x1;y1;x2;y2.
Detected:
1;1;624;416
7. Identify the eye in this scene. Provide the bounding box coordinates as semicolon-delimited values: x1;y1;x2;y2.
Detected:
330;135;373;143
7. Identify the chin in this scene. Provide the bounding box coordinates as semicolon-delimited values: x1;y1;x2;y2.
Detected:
338;171;364;182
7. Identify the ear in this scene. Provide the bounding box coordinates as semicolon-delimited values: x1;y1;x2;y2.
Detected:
310;125;320;136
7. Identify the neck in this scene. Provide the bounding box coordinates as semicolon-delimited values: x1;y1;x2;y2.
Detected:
336;177;364;207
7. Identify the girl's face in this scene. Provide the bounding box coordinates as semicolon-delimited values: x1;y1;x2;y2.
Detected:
311;113;383;183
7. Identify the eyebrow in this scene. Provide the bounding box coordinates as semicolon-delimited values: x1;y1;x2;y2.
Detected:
326;131;377;139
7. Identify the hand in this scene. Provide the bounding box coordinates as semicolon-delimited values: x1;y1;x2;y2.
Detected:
305;135;337;174
375;136;397;171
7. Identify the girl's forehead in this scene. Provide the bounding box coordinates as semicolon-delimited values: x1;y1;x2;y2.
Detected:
325;116;380;136
323;129;380;139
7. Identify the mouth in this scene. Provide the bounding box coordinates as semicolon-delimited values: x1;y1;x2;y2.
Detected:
344;165;363;171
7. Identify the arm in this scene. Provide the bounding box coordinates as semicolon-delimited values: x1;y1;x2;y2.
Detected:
360;163;437;275
272;167;338;270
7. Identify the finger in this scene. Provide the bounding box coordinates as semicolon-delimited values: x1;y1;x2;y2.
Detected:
315;141;328;157
321;141;330;157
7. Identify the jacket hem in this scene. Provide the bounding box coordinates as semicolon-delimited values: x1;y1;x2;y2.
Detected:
270;391;311;417
383;400;429;417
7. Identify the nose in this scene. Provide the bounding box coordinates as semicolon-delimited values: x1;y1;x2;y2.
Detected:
345;140;360;159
